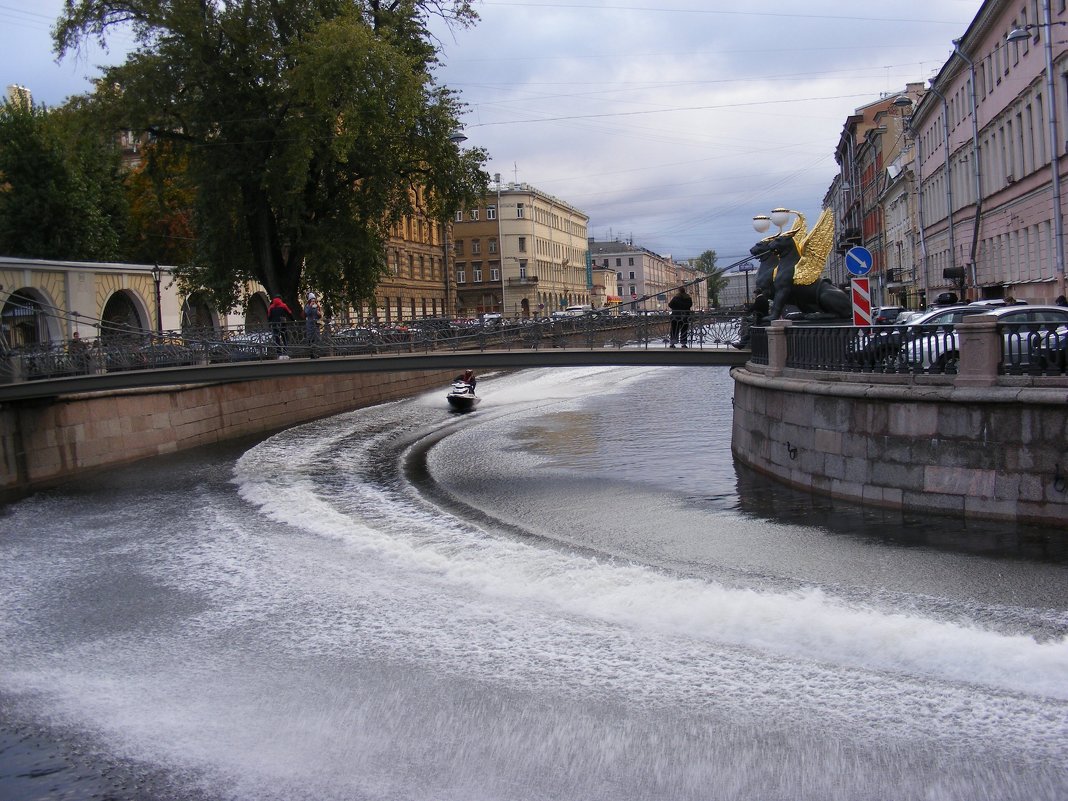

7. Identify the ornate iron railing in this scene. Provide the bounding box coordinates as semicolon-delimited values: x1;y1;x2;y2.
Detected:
782;320;1068;377
2;310;747;382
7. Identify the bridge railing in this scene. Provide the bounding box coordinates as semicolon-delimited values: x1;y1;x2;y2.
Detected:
754;317;1068;380
1;310;748;383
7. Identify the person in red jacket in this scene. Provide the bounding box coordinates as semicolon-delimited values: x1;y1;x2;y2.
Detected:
267;296;294;352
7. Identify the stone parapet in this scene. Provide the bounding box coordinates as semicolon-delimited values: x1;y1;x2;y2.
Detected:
730;366;1068;524
0;369;454;502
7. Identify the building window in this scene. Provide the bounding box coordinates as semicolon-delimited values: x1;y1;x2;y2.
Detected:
628;257;634;266
629;271;635;280
489;238;498;254
617;285;623;295
474;267;483;282
471;209;479;221
517;203;525;219
629;285;636;295
519;260;528;279
616;258;622;267
616;272;622;280
456;269;466;284
455;211;464;222
454;240;464;256
490;268;500;281
487;205;497;220
472;239;481;255
518;236;527;252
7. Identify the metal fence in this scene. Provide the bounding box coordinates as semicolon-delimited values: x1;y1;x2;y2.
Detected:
761;320;1068;377
2;310;747;383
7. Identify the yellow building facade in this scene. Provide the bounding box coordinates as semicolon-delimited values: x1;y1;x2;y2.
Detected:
453;181;591;319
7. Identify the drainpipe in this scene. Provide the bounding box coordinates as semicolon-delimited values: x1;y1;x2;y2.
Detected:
911;120;930;304
925;83;958;295
951;39;984;295
1039;0;1067;298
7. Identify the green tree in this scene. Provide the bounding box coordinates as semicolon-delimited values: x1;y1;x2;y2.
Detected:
55;0;489;314
0;97;127;261
693;249;729;308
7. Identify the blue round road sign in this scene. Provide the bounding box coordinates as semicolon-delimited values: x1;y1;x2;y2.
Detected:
845;246;873;276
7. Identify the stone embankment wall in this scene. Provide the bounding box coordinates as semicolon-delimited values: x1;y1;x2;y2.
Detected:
731;366;1068;525
1;369;454;501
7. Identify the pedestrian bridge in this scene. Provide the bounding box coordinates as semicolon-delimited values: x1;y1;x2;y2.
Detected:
0;346;749;402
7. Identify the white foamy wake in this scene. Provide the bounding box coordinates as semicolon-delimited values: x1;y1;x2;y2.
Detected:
232;378;1068;707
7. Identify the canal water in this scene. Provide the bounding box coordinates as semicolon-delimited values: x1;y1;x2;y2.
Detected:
1;366;1066;801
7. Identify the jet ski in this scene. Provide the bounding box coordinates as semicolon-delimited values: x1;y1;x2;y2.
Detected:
446;380;480;411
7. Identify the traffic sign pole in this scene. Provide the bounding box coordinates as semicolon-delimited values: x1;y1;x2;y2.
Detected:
851;278;871;326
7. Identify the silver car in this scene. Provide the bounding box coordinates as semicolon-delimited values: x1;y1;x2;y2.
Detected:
903;304;1068;372
850;305;985;368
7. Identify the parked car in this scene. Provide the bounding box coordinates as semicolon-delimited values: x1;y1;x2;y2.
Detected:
850;305;985;368
902;304;1068;372
202;330;273;362
873;305;906;325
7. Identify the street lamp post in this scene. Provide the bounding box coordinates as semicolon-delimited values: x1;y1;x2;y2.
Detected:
150;263;163;334
1007;8;1068;299
443;129;469;320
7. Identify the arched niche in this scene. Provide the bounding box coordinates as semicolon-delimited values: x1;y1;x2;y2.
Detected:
245;292;270;330
180;291;219;336
1;287;62;348
101;289;151;345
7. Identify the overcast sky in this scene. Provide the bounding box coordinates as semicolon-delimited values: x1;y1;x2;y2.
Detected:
2;0;982;265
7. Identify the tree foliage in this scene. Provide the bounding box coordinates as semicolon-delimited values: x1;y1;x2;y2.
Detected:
123;140;196;266
54;0;489;314
0;97;128;261
693;249;729;308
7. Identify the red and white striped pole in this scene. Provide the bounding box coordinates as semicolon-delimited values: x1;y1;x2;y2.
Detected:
851;278;871;326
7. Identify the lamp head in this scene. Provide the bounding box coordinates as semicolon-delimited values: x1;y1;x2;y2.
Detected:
769;208;792;229
752;215;771;234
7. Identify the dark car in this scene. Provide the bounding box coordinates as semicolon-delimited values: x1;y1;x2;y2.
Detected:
873;305;906;325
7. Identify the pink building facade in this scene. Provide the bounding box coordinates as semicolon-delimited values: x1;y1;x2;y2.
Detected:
910;0;1068;304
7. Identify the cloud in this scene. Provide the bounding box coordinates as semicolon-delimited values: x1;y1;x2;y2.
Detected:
436;0;976;262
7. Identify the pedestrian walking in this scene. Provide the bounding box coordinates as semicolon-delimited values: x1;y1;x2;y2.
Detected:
668;286;693;348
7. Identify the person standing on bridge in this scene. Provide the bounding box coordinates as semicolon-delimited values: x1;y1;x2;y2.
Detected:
67;330;90;373
268;296;294;356
668;286;693;348
304;292;322;358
